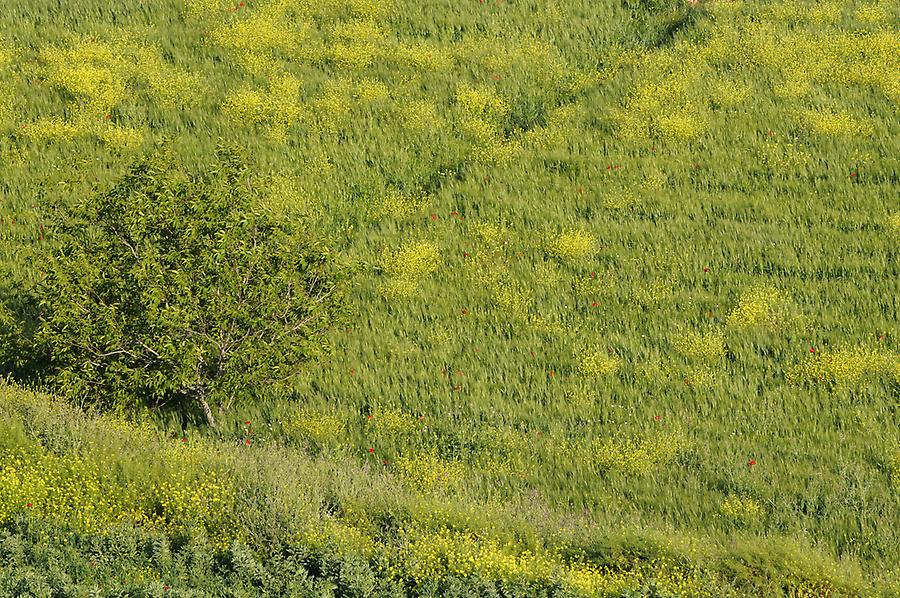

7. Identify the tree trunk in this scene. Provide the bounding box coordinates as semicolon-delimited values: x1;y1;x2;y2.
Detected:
198;394;216;428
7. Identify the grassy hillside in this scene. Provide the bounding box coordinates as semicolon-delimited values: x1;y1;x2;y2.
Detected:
0;0;898;595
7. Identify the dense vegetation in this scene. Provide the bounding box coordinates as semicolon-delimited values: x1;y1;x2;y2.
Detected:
0;0;897;595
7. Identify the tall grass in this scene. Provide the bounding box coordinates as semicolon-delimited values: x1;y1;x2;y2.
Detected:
0;0;897;594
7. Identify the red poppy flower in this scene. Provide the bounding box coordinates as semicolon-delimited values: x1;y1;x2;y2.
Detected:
368;447;374;453
367;415;373;420
591;302;599;307
244;421;251;425
26;503;32;508
463;252;470;257
181;437;187;443
747;458;756;467
809;347;815;353
850;172;857;178
654;416;661;421
244;439;251;445
451;211;459;217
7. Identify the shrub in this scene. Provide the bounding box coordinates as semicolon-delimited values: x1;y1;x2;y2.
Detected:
0;139;351;426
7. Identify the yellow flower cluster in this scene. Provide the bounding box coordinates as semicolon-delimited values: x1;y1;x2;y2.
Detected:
151;469;233;550
674;329;726;362
220;73;306;143
331;41;377;70
726;286;790;329
454;84;522;164
798;107;874;137
683;367;719;389
456;84;509;122
888;213;900;238
786;347;899;386
544;229;595;264
578;348;623;377
708;77;751;108
133;46;207;110
0;448;143;535
492;283;534;322
97;124;144;152
354;78;389;102
40;35;206;121
209;12;310;73
367;406;419;437
399;525;549;586
394;450;463;493
645;557;712;598
756;136;811;170
655;110;706;142
182;0;225;21
0;37;13;69
284;409;346;447
311;77;354;134
566;563;642;596
855;3;890;24
459;117;522;165
379;240;440;299
720;495;762;524
394;99;443;134
586;434;688;475
369;186;428;220
603;185;640;211
18;116;82;143
40;41;129;115
614;61;705;142
331;19;386;45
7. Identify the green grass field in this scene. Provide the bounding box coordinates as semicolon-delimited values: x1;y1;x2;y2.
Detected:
0;0;898;595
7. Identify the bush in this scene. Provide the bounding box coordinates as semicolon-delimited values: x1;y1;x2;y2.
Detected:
0;139;351;426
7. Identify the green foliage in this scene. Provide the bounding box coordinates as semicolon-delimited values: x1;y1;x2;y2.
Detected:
1;140;351;426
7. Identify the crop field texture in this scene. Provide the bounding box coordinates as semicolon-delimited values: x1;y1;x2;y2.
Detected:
0;0;898;595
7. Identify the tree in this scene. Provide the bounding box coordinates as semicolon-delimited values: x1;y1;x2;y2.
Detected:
2;140;351;426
